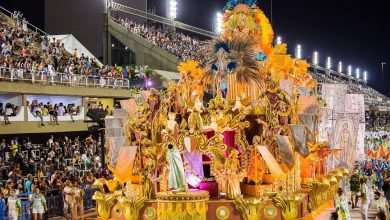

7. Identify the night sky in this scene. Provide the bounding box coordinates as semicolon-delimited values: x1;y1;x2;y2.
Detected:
1;0;389;96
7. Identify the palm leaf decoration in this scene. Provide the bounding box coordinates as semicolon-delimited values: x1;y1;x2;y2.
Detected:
202;36;265;86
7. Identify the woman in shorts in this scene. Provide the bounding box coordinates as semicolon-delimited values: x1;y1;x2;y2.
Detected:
30;187;48;220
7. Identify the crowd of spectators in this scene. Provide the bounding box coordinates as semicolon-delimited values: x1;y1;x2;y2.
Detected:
313;71;390;105
1;11;161;85
0;134;106;183
116;17;208;66
0;134;110;218
0;102;20;125
0;11;132;81
27;100;82;126
366;112;390;132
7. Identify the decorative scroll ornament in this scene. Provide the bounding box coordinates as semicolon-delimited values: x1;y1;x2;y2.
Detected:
92;191;116;219
234;195;267;220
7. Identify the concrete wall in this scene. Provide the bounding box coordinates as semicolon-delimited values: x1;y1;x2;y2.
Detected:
0;120;93;135
108;17;180;71
44;0;147;61
0;81;132;98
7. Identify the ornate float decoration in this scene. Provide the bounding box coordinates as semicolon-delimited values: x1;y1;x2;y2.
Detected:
93;0;349;219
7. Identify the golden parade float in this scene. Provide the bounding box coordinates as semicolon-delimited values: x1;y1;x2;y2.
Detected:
93;0;350;219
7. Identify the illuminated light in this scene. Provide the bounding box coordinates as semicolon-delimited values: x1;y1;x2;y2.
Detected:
125;46;128;50
355;68;360;79
326;57;331;69
347;65;352;76
111;44;114;48
169;0;177;19
147;80;153;86
363;70;367;81
313;51;319;65
296;44;302;59
338;61;343;73
276;36;282;45
216;12;223;34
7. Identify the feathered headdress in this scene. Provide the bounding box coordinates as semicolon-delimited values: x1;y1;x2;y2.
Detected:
224;0;257;11
202;36;264;86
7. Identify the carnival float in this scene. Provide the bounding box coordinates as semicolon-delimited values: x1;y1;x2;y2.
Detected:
93;0;350;219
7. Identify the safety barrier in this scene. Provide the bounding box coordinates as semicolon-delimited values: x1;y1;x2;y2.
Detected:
0;188;97;219
0;67;130;89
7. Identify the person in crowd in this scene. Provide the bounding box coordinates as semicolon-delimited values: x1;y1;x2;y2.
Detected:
30;187;47;220
3;103;14;125
35;108;45;126
384;170;390;203
48;104;59;125
25;174;33;193
0;193;5;220
361;177;371;220
8;189;21;220
350;169;361;209
334;188;351;220
10;141;18;158
374;191;389;220
63;180;73;220
57;103;65;116
72;181;85;220
83;171;96;187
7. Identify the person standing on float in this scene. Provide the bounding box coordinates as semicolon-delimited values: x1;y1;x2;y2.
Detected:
166;144;188;192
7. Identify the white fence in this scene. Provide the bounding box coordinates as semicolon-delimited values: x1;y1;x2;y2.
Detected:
0;67;130;89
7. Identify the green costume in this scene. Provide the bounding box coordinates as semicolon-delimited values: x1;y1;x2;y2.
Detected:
166;145;188;192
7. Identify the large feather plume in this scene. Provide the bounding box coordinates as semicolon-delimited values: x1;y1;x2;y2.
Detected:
224;0;257;11
202;36;264;86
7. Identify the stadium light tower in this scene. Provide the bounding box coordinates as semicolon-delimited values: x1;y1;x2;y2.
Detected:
356;68;360;79
216;12;223;34
347;65;352;76
169;0;177;19
313;51;319;65
326;57;331;69
338;61;343;73
276;36;282;45
363;70;367;81
295;44;302;59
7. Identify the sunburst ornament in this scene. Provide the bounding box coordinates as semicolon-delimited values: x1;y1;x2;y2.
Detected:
264;204;278;219
216;206;231;220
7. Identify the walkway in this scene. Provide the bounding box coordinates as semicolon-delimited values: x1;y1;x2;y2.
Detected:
315;191;378;219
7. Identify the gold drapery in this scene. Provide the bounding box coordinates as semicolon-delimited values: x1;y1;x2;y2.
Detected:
157;201;208;220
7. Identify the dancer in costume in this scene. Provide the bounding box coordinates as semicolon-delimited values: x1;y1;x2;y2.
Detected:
166;144;188;192
334;188;351;220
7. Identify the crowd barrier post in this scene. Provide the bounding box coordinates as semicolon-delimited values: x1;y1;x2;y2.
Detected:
10;69;14;81
31;71;35;84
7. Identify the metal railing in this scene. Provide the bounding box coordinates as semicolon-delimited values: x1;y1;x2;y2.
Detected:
0;188;97;219
111;1;217;38
0;66;130;89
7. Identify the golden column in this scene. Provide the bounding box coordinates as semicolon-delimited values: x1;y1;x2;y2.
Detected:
156;190;209;220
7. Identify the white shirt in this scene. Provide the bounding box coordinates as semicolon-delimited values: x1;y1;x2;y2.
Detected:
57;106;65;116
5;107;13;116
33;107;41;114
